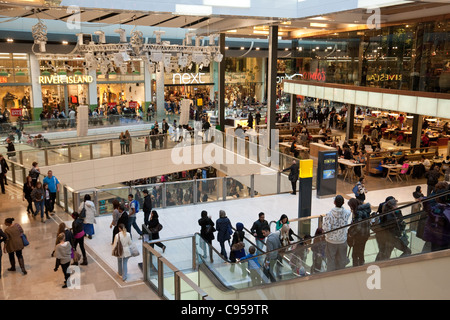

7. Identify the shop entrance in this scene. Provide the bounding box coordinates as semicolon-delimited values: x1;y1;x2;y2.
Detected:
41;84;88;116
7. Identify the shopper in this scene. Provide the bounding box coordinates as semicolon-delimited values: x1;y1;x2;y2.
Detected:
0;154;9;187
198;210;215;258
0;154;6;194
353;177;367;203
376;198;412;261
142;189;152;226
71;212;88;266
43;170;59;214
0;227;7;278
119;132;126;154
43;183;51;220
127;194;143;240
31;181;45;222
238;245;263;285
112;223;133;281
22;175;34;215
262;226;282;282
4;218;27;275
311;227;326;273
275;214;294;242
216;210;232;260
425;165;441;196
250;212;269;256
281;160;299;195
147;210;166;252
29;161;40;187
53;232;72;288
6;137;15;159
422;182;450;252
347;198;371;267
322;195;351;271
110;202;129;244
79;194;96;239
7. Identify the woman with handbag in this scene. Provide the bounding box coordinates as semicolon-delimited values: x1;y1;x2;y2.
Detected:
147;210;166;253
54;232;72;288
3;218;27;275
230;222;246;276
198;210;215;258
78;194;96;239
112;224;133;281
72;212;88;266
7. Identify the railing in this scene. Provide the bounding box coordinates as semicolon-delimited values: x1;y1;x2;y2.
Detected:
140;189;450;299
3;157;79;214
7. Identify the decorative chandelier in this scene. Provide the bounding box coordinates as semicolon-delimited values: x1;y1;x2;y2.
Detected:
33;19;223;76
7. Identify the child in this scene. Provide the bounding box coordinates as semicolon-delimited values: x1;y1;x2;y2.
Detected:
238;245;264;286
43;183;51;220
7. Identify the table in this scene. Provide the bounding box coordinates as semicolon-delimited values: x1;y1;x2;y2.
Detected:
310;134;325;142
279;142;309;151
338;159;365;182
381;164;403;182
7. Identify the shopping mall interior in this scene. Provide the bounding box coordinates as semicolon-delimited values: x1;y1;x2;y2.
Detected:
0;0;449;302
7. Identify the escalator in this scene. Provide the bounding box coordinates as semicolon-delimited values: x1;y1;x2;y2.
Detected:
194;188;450;298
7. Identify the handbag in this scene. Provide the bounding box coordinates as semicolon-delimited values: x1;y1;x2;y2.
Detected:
231;233;245;252
71;248;81;263
149;223;163;234
21;234;29;247
130;242;140;257
112;234;124;257
80;202;86;219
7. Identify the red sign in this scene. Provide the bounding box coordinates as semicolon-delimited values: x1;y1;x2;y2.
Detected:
128;101;138;108
302;69;326;82
10;109;23;117
0;77;7;83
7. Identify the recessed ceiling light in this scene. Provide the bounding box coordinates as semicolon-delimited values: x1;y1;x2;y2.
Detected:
284;48;289;51
62;41;68;45
6;38;13;43
255;47;260;50
225;47;229;50
240;47;245;50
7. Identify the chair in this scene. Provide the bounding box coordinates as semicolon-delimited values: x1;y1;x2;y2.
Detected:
387;167;402;182
400;163;410;181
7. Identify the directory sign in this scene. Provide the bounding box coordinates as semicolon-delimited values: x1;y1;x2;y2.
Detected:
317;150;337;198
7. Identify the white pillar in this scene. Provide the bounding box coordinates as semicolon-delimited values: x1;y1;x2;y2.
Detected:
88;68;97;110
29;54;43;120
156;61;165;121
77;105;89;137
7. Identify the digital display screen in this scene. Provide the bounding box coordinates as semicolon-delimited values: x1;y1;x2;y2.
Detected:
322;152;337;180
323;169;335;180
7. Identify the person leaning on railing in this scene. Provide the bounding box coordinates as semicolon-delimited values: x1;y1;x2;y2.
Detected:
421;182;450;253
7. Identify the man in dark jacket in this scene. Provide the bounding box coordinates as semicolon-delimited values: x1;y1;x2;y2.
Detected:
281;160;299;195
6;138;15;159
250;212;269;257
425;165;441;196
142;189;152;226
0;154;7;193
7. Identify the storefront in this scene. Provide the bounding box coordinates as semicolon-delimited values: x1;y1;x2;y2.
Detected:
0;53;32;122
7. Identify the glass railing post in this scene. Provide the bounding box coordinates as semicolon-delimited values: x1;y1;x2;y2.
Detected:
93;190;99;217
19;151;23;165
162;183;167;208
222;177;227;201
11;163;15;184
21;167;26;184
44;149;49;166
174;272;181;300
277;171;281;194
68;146;72;163
250;174;255;198
192;235;197;270
110;140;113;157
89;143;93;160
193;180;198;205
64;186;68;212
157;258;164;297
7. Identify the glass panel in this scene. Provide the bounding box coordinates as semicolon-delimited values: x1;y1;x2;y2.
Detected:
91;141;112;159
226;176;251;199
70;144;91;162
162;261;176;300
179;275;202;300
21;149;46;168
146;250;159;289
46;146;70;165
253;173;278;196
165;181;195;207
196;178;221;203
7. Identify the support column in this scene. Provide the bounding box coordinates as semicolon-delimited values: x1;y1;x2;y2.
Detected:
156;61;165;122
88;68;98;111
290;93;296;123
29;54;43;121
346;104;356;141
144;60;153;117
218;33;226;132
267;26;278;148
411;114;423;149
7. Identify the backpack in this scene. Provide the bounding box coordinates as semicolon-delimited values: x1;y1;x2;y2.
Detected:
131;199;139;213
352;184;360;196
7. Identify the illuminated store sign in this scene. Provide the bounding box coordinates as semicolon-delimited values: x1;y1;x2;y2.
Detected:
367;74;402;82
39;75;94;84
172;73;206;85
277;69;327;83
